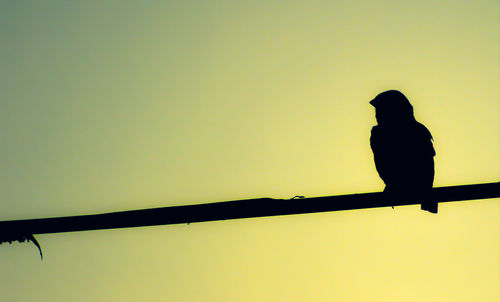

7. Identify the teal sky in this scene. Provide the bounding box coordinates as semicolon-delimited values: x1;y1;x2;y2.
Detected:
1;1;499;301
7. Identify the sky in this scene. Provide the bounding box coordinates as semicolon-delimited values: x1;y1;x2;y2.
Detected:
0;1;499;301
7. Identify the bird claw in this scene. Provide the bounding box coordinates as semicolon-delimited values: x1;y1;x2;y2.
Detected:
0;233;43;260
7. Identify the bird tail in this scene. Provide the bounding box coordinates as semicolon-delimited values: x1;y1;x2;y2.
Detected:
421;201;438;214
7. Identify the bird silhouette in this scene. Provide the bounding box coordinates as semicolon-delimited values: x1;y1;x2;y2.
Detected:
369;90;437;213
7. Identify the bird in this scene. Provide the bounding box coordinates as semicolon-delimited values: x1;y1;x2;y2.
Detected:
369;90;437;213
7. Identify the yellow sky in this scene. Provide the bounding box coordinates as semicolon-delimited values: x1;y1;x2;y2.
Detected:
1;1;499;301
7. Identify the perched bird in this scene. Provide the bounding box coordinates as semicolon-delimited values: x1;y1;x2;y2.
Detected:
369;90;437;213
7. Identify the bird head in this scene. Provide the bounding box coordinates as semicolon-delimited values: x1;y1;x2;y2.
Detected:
370;90;415;125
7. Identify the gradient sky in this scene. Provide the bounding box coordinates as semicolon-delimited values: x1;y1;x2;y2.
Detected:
1;1;499;301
